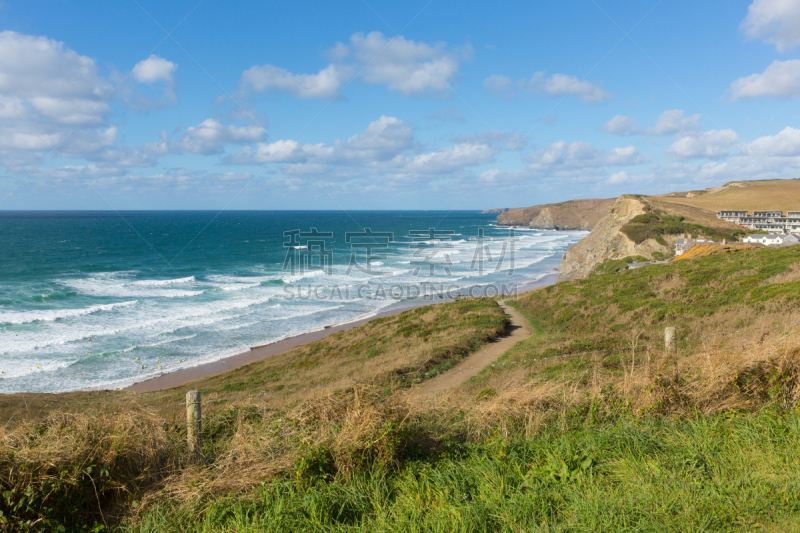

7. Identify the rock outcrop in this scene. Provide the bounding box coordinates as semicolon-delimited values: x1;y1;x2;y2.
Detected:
497;198;615;230
557;196;677;281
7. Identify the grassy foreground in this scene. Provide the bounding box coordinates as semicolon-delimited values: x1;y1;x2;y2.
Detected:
3;245;800;531
134;410;800;532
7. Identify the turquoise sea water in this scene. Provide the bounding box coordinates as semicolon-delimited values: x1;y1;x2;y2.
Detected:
0;211;586;393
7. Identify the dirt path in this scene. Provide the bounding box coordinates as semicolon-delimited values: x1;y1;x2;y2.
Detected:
415;300;532;395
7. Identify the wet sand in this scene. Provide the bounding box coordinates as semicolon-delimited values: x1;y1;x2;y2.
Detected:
125;273;558;393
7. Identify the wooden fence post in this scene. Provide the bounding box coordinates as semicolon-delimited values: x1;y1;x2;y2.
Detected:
664;327;678;382
186;390;201;463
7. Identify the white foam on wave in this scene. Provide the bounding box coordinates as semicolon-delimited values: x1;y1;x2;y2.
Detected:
206;274;278;284
281;270;324;283
0;357;78;380
1;296;281;355
120;334;198;353
130;276;196;287
214;320;260;332
218;282;262;292
0;300;138;325
267;304;345;321
67;277;203;298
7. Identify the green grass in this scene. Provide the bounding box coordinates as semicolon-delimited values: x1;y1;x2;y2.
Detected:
518;245;800;345
129;410;800;532
621;209;746;244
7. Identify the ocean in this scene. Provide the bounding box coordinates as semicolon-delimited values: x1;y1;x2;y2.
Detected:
0;211;586;393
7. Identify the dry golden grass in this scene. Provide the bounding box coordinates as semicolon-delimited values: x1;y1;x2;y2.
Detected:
655;179;800;213
647;196;746;231
673;243;759;260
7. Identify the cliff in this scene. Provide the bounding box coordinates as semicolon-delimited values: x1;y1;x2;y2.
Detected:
557;196;676;281
556;195;747;281
497;198;615;230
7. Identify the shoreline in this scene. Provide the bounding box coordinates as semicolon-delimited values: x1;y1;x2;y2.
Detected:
125;273;558;393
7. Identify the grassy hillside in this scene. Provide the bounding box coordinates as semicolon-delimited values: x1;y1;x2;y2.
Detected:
4;247;800;531
656;179;800;213
0;298;509;423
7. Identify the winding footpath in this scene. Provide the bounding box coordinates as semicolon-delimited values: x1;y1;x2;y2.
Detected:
415;300;533;394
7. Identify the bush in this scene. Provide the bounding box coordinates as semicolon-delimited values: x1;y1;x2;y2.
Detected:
621;211;744;245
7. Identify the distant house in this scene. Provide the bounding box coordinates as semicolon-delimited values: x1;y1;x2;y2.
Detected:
743;234;800;247
674;238;713;256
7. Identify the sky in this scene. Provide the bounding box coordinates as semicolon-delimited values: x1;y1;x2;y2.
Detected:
1;0;800;210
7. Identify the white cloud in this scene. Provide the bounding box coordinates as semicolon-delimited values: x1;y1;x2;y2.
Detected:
729;59;800;100
132;55;177;85
228;115;499;180
0;30;130;164
118;54;180;110
346;115;415;160
242;140;303;164
484;71;612;102
403;143;496;174
602;115;637;135
741;0;800;52
0;31;112;128
238;32;466;99
474;141;645;190
453;130;527;151
743;126;800;156
530;141;644;170
488;141;649;187
607;171;633;185
233;115;412;167
669;129;739;159
347;32;466;96
540;73;612;102
95;117;266;166
239;64;349;99
603;110;701;136
170;118;265;155
644;110;701;135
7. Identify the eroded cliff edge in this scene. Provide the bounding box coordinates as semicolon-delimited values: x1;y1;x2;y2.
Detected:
496;198;615;230
557;196;676;281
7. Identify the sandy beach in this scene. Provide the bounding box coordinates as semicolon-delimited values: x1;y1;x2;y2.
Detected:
125;273;558;393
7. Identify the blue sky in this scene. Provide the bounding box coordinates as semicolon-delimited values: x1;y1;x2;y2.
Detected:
1;0;800;210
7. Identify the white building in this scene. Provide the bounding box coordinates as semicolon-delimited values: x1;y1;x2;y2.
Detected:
743;234;799;246
716;209;800;234
716;211;748;224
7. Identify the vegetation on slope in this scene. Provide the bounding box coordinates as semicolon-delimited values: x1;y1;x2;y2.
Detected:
0;298;509;422
620;209;746;245
674;243;759;260
0;298;508;531
133;411;800;532
4;247;800;531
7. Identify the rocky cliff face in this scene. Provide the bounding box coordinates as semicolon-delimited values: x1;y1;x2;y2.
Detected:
557;196;676;281
497;198;614;230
